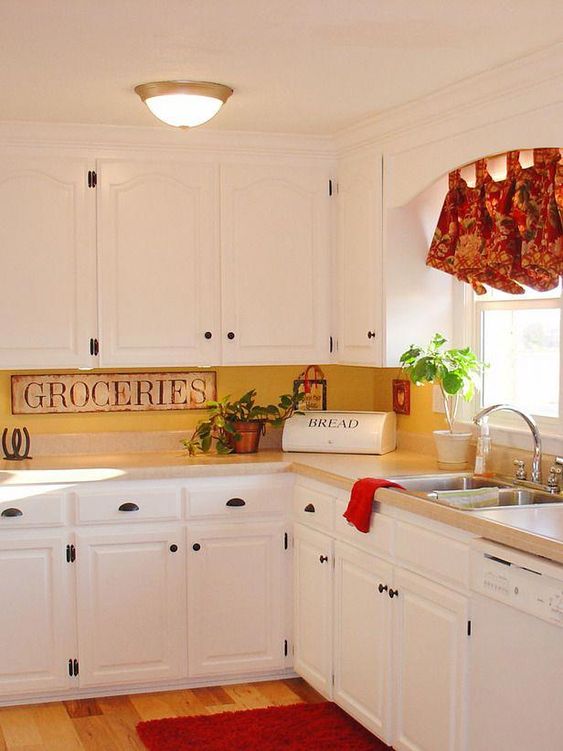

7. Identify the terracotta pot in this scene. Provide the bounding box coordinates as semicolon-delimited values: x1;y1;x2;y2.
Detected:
231;420;265;454
433;430;472;470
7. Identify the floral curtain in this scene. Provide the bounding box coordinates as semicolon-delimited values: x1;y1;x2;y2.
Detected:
427;148;563;294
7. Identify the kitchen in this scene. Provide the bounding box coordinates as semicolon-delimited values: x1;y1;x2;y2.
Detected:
0;2;562;750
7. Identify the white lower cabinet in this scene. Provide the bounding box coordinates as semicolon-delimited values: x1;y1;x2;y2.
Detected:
293;524;334;697
392;567;469;751
75;527;187;687
186;521;288;678
0;532;73;695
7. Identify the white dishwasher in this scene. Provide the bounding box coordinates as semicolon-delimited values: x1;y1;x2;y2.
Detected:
469;540;563;751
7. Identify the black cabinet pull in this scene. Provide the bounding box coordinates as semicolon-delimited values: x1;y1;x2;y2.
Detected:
388;588;399;599
319;555;328;563
204;331;212;339
192;543;201;551
226;497;246;507
118;502;139;512
378;583;388;594
1;507;23;518
169;544;178;553
367;331;376;339
227;331;235;340
304;503;315;513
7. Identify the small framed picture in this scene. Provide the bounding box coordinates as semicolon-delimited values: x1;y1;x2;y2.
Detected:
293;378;327;411
392;379;410;415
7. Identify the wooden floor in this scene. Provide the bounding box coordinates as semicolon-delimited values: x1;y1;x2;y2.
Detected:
0;679;325;750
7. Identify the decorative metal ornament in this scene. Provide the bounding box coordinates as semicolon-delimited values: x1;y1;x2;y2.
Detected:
1;427;32;460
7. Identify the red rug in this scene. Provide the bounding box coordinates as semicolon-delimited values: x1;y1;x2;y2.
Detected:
137;701;391;750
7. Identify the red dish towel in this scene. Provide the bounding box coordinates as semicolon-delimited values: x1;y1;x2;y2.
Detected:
344;478;405;533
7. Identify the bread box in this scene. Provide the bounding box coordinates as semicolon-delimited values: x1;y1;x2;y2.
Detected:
282;411;396;455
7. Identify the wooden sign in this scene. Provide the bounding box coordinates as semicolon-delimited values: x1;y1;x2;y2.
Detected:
11;372;217;415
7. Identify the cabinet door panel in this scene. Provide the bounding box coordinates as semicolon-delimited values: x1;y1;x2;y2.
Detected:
0;156;96;368
334;542;392;742
393;568;468;751
76;529;187;687
187;522;287;677
0;534;72;695
97;160;220;365
336;154;382;365
221;163;330;364
293;524;333;697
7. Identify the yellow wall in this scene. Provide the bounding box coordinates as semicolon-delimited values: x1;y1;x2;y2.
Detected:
0;365;440;436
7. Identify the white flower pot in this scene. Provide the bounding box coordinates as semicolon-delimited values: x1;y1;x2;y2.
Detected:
432;430;472;470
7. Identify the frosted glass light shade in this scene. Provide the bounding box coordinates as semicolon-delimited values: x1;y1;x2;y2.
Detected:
135;81;233;128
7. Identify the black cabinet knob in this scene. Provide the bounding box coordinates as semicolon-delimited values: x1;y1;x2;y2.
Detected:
319;555;328;563
367;331;376;339
389;588;399;599
169;544;178;553
118;502;139;512
227;332;235;340
192;543;201;551
304;503;315;513
1;507;23;518
378;583;388;594
204;331;212;339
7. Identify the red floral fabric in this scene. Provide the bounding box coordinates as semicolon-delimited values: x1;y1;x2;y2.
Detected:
451;159;489;295
426;170;462;278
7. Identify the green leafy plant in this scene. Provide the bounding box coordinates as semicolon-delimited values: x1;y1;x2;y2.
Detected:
399;333;486;433
182;388;305;456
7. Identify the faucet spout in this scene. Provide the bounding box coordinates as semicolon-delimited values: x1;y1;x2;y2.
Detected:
473;404;542;483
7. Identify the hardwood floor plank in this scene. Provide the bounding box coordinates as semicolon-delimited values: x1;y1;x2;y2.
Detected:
0;706;43;748
32;703;84;750
282;677;326;704
128;693;177;722
189;686;232;708
254;679;305;706
64;699;102;719
223;682;273;710
72;716;121;751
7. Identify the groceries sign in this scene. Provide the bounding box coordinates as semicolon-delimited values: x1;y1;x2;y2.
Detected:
11;372;217;414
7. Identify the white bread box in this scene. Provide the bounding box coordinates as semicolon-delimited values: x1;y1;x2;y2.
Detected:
282;411;396;455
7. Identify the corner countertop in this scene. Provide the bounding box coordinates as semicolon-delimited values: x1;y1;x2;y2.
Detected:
0;448;561;565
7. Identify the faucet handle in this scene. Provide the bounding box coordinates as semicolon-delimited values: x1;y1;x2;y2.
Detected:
554;456;563;467
547;466;562;493
513;459;527;480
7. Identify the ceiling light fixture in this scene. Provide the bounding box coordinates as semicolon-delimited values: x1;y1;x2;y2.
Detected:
135;80;233;128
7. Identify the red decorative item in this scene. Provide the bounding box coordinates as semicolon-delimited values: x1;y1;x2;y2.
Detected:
137;701;391;751
344;478;405;533
426;169;462;278
392;379;410;415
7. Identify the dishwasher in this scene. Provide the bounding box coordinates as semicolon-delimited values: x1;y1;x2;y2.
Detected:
469;540;563;751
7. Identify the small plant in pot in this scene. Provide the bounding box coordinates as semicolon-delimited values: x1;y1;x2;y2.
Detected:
399;333;486;469
182;388;305;456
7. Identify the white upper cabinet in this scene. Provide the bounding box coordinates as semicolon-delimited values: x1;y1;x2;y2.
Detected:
97;160;220;366
221;163;331;365
336;153;382;365
0;156;97;369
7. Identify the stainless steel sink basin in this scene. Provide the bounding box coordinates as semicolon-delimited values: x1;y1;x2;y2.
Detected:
396;473;563;510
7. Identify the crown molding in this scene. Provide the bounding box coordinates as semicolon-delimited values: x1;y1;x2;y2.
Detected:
0;120;335;161
334;40;563;155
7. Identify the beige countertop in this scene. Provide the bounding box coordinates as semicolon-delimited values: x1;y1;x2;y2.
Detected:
0;448;561;565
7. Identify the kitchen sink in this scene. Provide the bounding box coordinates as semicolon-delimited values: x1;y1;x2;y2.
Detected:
395;473;563;510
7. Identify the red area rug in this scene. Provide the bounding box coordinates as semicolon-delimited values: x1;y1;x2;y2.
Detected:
137;701;391;750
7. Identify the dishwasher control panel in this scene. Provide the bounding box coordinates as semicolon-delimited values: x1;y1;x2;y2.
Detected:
471;542;563;627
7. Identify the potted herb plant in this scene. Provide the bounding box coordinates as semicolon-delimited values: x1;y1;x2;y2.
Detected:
399;333;486;468
182;388;305;456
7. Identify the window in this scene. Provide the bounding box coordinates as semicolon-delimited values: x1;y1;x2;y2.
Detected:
470;283;562;430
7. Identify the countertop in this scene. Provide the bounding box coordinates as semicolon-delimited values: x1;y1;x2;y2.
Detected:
1;448;562;565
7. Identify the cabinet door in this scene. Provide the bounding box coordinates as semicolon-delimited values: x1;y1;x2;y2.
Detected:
333;542;393;742
336;153;382;365
293;524;333;697
97;160;220;366
221;163;331;364
0;155;97;368
392;568;469;751
187;522;288;678
76;528;187;687
0;533;73;695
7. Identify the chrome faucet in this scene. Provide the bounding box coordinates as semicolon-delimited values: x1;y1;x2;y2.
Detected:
473;404;543;484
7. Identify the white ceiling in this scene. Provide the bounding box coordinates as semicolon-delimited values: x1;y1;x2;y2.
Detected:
2;0;563;135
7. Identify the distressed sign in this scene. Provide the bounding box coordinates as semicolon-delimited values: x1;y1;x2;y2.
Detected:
11;372;217;414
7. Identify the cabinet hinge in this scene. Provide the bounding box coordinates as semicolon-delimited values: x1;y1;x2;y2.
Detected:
284;531;289;550
284;639;289;657
87;170;97;189
68;658;79;677
467;620;472;637
65;544;76;563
